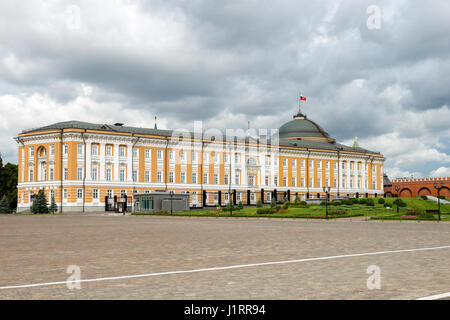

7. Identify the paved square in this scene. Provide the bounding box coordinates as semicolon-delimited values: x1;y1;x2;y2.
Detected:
1;214;450;299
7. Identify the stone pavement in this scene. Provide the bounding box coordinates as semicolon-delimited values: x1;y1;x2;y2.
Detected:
1;214;450;299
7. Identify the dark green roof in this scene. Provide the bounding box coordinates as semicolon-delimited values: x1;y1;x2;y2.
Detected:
279;117;331;140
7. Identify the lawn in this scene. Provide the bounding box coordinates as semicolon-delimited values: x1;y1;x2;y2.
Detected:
132;197;450;221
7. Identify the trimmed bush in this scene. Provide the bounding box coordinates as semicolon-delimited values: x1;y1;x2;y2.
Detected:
256;207;275;214
393;199;407;207
378;198;385;204
420;195;428;200
329;209;347;215
418;211;434;219
256;199;263;207
238;201;244;209
365;199;375;206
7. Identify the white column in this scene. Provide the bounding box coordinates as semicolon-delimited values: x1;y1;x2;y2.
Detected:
127;143;133;182
99;142;105;181
114;144;119;181
85;141;92;181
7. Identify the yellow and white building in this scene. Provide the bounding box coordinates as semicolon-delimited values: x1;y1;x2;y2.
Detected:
15;111;385;212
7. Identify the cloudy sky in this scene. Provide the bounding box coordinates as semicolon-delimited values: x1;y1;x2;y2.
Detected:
0;0;449;179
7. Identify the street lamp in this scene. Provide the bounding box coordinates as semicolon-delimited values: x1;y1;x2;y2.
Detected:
323;185;331;219
395;185;400;214
433;182;444;221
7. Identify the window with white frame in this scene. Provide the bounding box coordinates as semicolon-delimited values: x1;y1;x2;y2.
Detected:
157;150;163;160
342;162;346;169
180;172;186;184
92;167;98;181
169;150;174;161
318;161;322;169
309;178;313;187
106;168;112;181
274;176;278;186
77;168;83;181
49;168;54;181
145;149;150;159
301;159;305;168
214;153;219;164
214;173;218;184
132;170;137;182
265;156;270;166
283;158;287;167
292;177;296;187
106;145;112;156
29;147;34;157
107;189;113;198
334;178;337;188
301;177;305;187
77;189;83;199
132;148;138;158
326;161;329;170
180;151;186;161
318;178;322;188
169;172;174;183
235;174;240;185
203;173;208;184
224;174;229;185
224;154;229;164
119;146;126;157
157;171;162;183
192;172;197;184
292;159;296;168
119;169;125;181
64;168;68;180
342;178;346;188
334;162;338;170
145;170;150;182
50;145;55;156
92;145;98;156
203;153;209;164
93;189;98;200
63;144;68;155
63;189;68;199
192;151;198;162
265;176;269;186
309;160;313;169
77;144;83;155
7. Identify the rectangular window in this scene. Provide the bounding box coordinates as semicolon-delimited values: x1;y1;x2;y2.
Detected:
77;168;83;181
342;162;346;169
132;148;138;158
106;168;112;181
224;174;229;185
63;189;68;199
292;177;296;187
157;150;163;160
372;181;376;189
301;159;305;168
334;162;338;170
265;176;269;186
92;145;98;156
203;153;209;164
180;172;186;184
169;172;174;183
77;144;83;155
29;169;34;181
274;176;278;186
107;189;113;198
120;190;126;198
203;173;208;184
157;171;162;183
169;150;174;160
318;178;322;188
63;144;68;155
192;172;197;184
317;161;322;169
119;146;126;157
29;147;34;157
49;168;54;181
342;178;346;188
132;170;137;182
192;152;198;162
292;159;296;168
145;149;150;159
326;178;329;188
326;161;329;170
77;189;83;199
119;169;125;182
309;160;313;169
301;178;305;188
234;154;239;164
235;174;240;185
64;168;68;180
92;167;98;181
214;174;218;184
180;151;186;161
50;145;55;156
145;170;150;182
265;156;270;166
93;189;98;199
106;145;112;156
224;154;229;164
283;177;287;186
334;178;337;188
309;178;313;187
283;158;287;167
214;153;219;164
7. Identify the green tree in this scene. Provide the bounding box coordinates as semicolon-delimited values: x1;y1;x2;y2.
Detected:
48;195;58;214
271;197;276;208
256;199;263;207
0;195;10;213
0;154;18;211
31;190;49;214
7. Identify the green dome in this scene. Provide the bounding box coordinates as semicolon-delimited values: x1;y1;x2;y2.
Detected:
279;115;333;141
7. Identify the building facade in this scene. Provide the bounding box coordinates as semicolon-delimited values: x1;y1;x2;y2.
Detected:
15;111;385;212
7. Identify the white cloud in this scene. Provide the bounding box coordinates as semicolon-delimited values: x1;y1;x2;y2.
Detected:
430;167;450;177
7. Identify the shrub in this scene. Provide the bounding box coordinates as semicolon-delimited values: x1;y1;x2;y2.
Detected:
270;197;277;208
420;195;428;200
329;209;347;215
256;199;263;207
393;199;407;207
275;205;282;213
365;199;375;206
282;201;290;209
238;201;244;209
378;198;385;204
256;207;275;214
438;195;445;200
331;201;341;206
384;202;392;208
418;211;434;219
405;210;421;216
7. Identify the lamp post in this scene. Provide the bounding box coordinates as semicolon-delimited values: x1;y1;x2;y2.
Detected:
323;185;331;219
433;182;444;221
170;192;173;216
395;185;400;214
229;143;232;217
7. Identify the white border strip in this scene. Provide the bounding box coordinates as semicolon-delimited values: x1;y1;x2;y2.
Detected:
416;292;450;300
1;245;449;290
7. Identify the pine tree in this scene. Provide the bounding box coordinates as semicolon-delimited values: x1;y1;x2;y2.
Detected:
0;195;10;213
31;190;49;214
48;195;58;214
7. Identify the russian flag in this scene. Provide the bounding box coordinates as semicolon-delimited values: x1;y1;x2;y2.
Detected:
300;96;306;101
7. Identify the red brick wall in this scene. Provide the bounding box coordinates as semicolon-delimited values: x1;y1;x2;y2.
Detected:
390;177;450;198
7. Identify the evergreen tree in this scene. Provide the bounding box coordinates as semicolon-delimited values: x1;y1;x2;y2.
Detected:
0;195;10;213
271;197;277;208
31;190;49;214
48;195;58;214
